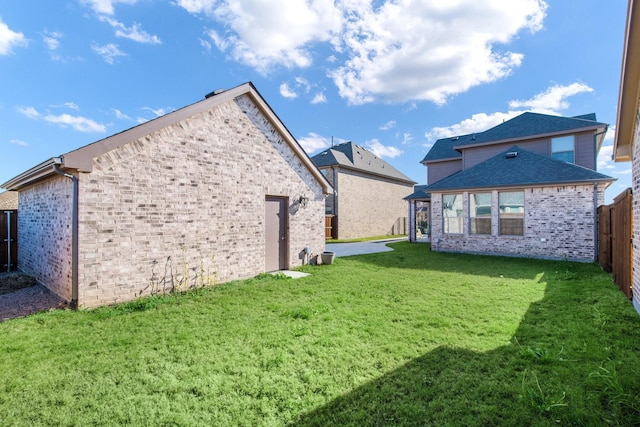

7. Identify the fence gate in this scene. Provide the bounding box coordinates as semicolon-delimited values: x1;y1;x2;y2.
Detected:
1;210;18;272
598;189;632;299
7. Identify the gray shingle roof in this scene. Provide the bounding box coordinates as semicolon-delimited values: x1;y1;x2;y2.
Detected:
422;112;607;163
425;146;615;192
312;141;415;184
0;191;18;209
404;184;431;200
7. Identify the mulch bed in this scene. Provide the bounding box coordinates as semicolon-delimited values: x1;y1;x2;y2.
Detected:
0;272;37;296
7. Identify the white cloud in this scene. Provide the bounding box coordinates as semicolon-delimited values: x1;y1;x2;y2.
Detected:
380;120;396;131
42;31;62;52
279;83;298;99
50;102;79;110
425;82;594;142
43;113;107;133
9;139;28;146
17;106;41;119
182;0;547;104
92;43;127;63
0;19;27;55
365;139;402;158
81;0;139;15
311;92;327;104
99;16;161;44
597;127;616;171
509;83;593;112
332;0;547;105
112;108;131;120
401;132;412;145
186;0;343;73
298;132;331;154
426;111;519;141
142;106;170;117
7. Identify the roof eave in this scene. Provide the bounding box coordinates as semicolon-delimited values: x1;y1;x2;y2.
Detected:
454;125;607;151
614;0;640;162
332;164;416;185
427;178;616;193
1;158;61;190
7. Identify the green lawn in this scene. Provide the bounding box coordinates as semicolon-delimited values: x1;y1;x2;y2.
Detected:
1;242;640;426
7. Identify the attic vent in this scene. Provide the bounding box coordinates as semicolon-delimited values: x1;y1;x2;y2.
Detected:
452;136;459;141
505;151;518;158
205;88;225;99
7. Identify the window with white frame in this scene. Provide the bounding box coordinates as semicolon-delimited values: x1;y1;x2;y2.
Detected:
469;192;492;234
499;191;524;236
442;194;463;234
551;135;575;163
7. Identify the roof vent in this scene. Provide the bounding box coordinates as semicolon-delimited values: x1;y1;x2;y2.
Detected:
505;151;518;158
452;136;459;141
205;88;225;99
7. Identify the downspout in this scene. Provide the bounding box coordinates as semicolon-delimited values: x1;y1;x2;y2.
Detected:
53;158;79;309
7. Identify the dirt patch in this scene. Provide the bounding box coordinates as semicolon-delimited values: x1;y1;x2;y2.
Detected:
0;272;37;296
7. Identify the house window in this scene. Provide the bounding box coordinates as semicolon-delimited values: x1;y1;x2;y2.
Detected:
470;192;492;234
551;135;575;163
443;194;463;234
499;191;524;236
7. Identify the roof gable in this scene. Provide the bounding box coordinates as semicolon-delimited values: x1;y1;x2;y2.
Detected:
425;146;615;192
2;82;332;194
312;141;415;184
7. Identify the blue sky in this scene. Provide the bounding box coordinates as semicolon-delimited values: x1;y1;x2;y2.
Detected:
0;0;630;203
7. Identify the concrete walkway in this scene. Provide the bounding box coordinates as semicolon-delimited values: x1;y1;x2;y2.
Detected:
325;237;406;257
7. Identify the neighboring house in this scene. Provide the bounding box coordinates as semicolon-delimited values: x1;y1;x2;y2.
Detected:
613;0;640;313
421;112;614;262
1;82;331;308
311;141;416;239
0;191;18;210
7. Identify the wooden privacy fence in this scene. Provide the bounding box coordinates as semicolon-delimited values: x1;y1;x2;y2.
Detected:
598;188;632;299
1;210;18;273
325;215;336;239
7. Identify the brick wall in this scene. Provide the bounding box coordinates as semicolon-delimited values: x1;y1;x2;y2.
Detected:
17;176;73;300
430;184;605;262
21;94;326;308
633;107;640;313
335;169;412;239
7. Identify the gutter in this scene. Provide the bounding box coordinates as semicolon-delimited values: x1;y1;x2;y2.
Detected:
52;157;79;309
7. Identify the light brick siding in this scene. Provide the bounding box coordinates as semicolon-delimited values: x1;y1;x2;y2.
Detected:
17;176;73;300
430;184;605;262
21;94;325;308
333;169;412;239
633;107;640;313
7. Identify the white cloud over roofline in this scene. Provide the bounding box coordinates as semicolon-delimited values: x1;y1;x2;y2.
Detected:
424;82;595;143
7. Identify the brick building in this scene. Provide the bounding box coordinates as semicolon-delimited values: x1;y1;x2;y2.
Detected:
311;141;415;239
1;82;331;308
421;112;614;262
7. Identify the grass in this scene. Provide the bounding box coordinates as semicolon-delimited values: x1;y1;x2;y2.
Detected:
1;242;640;426
325;234;406;243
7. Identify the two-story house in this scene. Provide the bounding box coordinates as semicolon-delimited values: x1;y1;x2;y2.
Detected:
418;112;615;262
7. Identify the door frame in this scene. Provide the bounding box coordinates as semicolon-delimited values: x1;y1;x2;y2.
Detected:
265;196;289;271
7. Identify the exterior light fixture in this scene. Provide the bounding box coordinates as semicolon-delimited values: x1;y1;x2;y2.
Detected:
299;195;309;208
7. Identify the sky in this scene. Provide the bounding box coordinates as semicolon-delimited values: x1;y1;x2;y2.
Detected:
0;0;631;203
